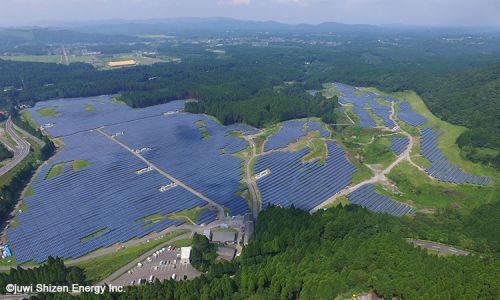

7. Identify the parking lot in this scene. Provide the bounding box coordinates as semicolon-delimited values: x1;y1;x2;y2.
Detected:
111;246;201;286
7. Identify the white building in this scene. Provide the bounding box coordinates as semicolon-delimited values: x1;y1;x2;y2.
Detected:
180;247;192;264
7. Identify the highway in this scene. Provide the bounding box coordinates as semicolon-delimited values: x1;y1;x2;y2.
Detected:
0;118;31;177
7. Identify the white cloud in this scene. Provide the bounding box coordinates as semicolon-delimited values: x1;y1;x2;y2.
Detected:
219;0;251;5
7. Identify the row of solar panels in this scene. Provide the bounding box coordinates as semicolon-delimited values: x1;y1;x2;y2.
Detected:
420;127;491;186
105;114;250;216
347;184;416;217
255;141;356;211
397;102;428;127
391;137;410;155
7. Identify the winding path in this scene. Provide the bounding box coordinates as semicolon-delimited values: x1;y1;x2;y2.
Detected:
310;101;421;212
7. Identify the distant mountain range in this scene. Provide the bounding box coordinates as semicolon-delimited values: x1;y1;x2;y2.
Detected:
1;17;498;38
58;17;449;36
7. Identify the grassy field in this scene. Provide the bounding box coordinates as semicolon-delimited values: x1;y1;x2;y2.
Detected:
80;228;109;242
321;83;343;99
388;162;498;211
170;238;192;248
291;130;328;164
0;55;96;64
45;160;90;180
195;120;211;140
138;207;205;227
75;230;188;283
167;207;206;224
85;104;96;112
36;107;59;117
335;127;396;169
324;196;349;208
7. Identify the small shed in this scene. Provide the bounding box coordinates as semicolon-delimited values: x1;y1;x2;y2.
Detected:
180;247;192;264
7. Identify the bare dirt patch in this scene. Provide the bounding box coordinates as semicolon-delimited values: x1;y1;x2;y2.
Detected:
439;189;465;200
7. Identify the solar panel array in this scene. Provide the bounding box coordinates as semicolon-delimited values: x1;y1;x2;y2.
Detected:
368;99;396;128
255;141;356;211
8;131;202;263
420;127;491;185
10;96;257;263
397;102;428;127
333;83;395;128
197;209;217;225
390;137;410;155
347;184;416;217
29;96;186;137
103;113;250;215
264;120;329;151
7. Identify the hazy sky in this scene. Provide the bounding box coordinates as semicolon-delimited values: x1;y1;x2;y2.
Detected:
1;0;500;27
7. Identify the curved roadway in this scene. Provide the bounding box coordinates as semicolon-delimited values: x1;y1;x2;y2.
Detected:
0;118;31;177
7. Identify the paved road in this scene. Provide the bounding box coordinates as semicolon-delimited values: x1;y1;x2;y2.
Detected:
408;239;470;256
62;45;70;65
0;118;31;177
242;135;261;218
96;128;225;219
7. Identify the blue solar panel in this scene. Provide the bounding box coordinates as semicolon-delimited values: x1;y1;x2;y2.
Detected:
390;137;409;155
347;184;416;217
28;96;186;137
255;141;356;211
420;127;491;186
398;102;427;127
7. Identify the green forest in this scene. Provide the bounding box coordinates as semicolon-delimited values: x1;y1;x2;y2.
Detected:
9;204;500;299
0;142;13;161
1;36;499;166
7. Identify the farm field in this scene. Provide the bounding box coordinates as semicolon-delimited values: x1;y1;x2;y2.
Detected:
0;53;176;69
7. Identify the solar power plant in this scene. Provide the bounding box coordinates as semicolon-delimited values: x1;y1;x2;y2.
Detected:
347;184;416;217
29;96;186;137
390;137;410;155
332;83;394;128
254;141;357;211
420;127;491;186
103;113;250;215
397;102;428;127
367;99;396;128
264;120;329;151
9;96;259;263
8;131;203;263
